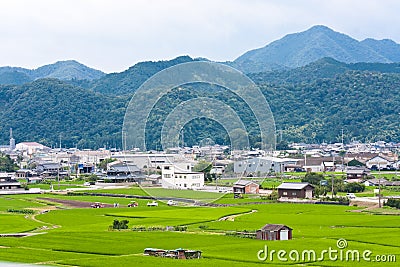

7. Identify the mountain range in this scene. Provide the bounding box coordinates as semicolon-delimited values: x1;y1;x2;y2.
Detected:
1;25;400;148
233;25;400;73
0;60;105;85
2;25;400;83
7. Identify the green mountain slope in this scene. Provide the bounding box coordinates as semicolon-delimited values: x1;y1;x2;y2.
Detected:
1;57;400;149
91;55;197;95
260;71;400;143
0;79;126;148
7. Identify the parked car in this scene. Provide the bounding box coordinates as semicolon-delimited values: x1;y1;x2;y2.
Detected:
91;202;105;208
346;193;356;199
147;201;158;207
83;182;91;186
167;200;176;206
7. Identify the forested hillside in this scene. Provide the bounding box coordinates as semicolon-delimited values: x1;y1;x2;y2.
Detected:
1;57;400;149
259;70;400;143
0;79;127;148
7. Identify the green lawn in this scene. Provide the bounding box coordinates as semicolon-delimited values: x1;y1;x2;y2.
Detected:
82;187;225;202
0;213;44;233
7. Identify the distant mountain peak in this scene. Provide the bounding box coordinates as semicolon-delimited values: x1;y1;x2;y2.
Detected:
307;24;334;32
0;60;105;84
233;25;400;73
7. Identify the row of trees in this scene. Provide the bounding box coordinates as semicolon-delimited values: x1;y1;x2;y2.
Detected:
302;172;365;196
385;198;400;209
0;154;18;172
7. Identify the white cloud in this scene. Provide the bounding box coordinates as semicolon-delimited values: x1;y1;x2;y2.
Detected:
0;0;399;72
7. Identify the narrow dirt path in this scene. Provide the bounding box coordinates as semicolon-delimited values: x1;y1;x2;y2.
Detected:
24;207;61;231
218;209;258;221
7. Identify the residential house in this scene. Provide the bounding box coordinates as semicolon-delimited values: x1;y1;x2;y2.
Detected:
35;162;65;178
346;167;371;180
105;163;143;183
233;180;259;195
146;174;162;185
364;178;388;187
15;169;41;184
277;182;314;199
0;173;24;191
365;156;392;170
298;157;337;173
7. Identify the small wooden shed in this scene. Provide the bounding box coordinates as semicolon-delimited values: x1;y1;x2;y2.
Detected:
256;224;292;241
277;182;314;199
233;180;259;195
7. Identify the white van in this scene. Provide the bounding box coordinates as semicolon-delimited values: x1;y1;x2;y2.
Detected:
346;193;356;199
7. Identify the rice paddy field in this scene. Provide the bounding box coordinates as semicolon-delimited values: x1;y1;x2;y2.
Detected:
0;189;399;266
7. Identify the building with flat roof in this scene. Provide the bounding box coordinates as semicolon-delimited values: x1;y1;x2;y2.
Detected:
161;164;204;190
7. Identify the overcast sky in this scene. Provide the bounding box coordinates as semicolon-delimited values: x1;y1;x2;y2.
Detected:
1;0;399;73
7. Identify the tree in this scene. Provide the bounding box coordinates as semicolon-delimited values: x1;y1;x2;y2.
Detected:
276;140;289;150
0;154;18;172
111;219;129;230
98;158;117;171
193;160;213;182
302;172;324;185
224;163;234;174
343;182;365;193
314;185;327;197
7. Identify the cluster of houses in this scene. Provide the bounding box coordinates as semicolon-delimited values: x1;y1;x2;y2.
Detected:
1;130;400;195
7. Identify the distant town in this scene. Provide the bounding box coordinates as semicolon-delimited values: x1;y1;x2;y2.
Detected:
2;127;400;200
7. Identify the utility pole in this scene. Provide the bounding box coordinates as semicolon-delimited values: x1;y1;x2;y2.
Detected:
57;161;60;190
181;129;184;149
378;162;382;208
122;131;127;152
278;130;283;143
341;128;344;146
59;134;62;150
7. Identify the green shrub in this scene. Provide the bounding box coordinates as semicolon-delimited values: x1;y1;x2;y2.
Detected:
131;226;146;231
267;190;279;200
198;225;209;230
344;182;365;193
320;196;349;205
110;219;129;230
173;226;187;231
385;198;400;209
7;209;34;214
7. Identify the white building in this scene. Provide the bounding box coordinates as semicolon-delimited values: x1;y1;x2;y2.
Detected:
161;164;204;190
16;142;47;155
